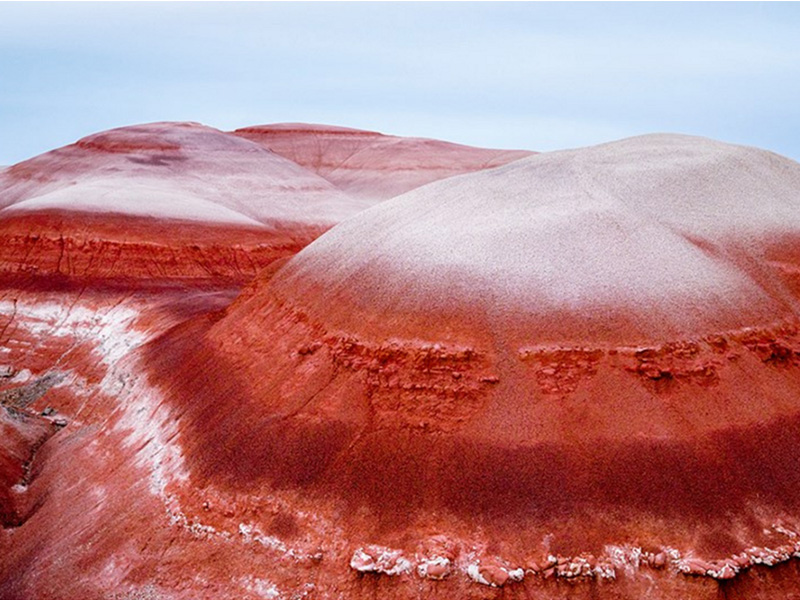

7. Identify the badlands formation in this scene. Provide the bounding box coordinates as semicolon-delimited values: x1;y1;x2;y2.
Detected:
2;123;800;600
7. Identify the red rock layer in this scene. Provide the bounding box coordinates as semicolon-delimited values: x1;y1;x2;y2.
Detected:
0;210;325;286
233;123;534;201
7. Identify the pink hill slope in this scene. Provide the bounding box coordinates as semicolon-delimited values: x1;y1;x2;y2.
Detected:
233;122;534;202
7;132;800;600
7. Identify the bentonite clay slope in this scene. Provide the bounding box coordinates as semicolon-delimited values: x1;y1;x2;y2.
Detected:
0;122;367;283
140;134;800;598
233;123;534;201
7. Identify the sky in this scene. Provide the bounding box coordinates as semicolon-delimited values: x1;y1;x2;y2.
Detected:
1;2;799;166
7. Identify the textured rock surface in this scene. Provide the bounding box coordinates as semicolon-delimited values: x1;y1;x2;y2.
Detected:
234;123;534;201
4;131;800;599
0;400;58;528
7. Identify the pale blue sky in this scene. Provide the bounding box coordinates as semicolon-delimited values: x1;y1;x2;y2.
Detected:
1;2;799;165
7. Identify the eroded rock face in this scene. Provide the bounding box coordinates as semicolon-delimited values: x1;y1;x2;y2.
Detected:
0;401;58;528
5;130;800;600
233;123;534;202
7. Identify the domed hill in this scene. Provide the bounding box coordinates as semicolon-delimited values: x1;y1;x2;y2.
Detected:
145;134;800;598
233;122;534;202
0;122;368;285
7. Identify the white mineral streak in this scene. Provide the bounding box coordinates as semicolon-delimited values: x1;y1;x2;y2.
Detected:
350;546;412;576
239;576;280;600
466;563;490;586
0;296;189;504
416;555;451;580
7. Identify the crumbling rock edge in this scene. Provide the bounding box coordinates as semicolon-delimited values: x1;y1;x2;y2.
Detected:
347;523;800;587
